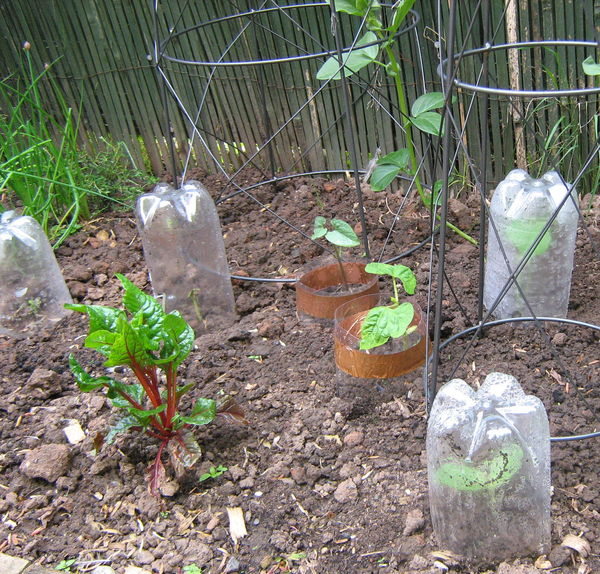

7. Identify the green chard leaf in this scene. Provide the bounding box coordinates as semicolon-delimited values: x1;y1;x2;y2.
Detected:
65;303;125;334
107;381;146;407
102;318;151;368
180;398;217;426
105;414;143;444
117;273;165;343
159;312;195;367
84;328;119;358
68;355;117;392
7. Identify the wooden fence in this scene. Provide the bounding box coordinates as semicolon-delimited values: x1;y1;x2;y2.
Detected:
1;1;599;191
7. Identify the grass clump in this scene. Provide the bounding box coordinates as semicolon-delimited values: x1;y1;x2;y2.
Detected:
0;42;156;247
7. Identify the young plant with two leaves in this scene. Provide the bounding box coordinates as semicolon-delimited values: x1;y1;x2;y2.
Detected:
317;0;475;244
311;215;361;291
66;274;246;494
359;262;418;350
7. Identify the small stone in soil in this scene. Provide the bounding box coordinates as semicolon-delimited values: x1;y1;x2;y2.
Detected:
19;443;71;483
334;478;358;503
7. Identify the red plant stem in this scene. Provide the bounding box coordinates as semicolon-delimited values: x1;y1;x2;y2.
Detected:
127;356;168;427
148;439;170;494
114;389;165;433
143;365;170;428
145;428;171;441
165;364;177;424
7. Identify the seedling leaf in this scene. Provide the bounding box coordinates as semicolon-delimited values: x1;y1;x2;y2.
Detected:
365;262;416;294
369;163;402;191
369;149;411;191
311;215;328;239
411;92;445;116
582;56;600;76
389;0;415;30
359;302;414;350
410;111;444;136
316;32;379;80
327;218;360;247
506;220;552;256
378;148;411;168
436;443;523;491
326;0;375;16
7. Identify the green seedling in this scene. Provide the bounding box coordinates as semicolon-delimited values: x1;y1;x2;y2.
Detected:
436;443;524;492
182;565;204;574
311;216;360;290
56;559;77;572
187;288;204;325
360;262;417;350
506;219;553;257
198;464;228;483
66;274;247;494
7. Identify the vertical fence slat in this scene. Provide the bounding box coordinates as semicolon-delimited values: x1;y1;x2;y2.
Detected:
0;0;597;187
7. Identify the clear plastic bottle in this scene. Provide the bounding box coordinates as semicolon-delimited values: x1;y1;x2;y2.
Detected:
427;372;551;563
136;180;236;333
483;169;579;318
0;211;73;337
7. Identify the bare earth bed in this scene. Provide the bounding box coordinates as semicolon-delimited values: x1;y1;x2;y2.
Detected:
1;172;599;574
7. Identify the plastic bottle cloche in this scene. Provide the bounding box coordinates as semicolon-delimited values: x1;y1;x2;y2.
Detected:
136;180;236;333
483;169;578;318
0;210;73;337
427;372;551;563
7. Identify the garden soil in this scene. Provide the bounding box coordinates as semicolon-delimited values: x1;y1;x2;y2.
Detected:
1;171;599;574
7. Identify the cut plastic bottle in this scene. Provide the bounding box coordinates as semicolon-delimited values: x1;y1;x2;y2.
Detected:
427;372;551;563
136;180;236;333
483;169;579;318
0;211;73;337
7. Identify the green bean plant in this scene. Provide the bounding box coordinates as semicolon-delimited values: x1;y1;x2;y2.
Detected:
317;0;475;244
359;262;417;350
311;215;361;290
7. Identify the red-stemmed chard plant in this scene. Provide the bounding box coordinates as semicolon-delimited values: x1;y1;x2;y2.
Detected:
66;274;247;494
